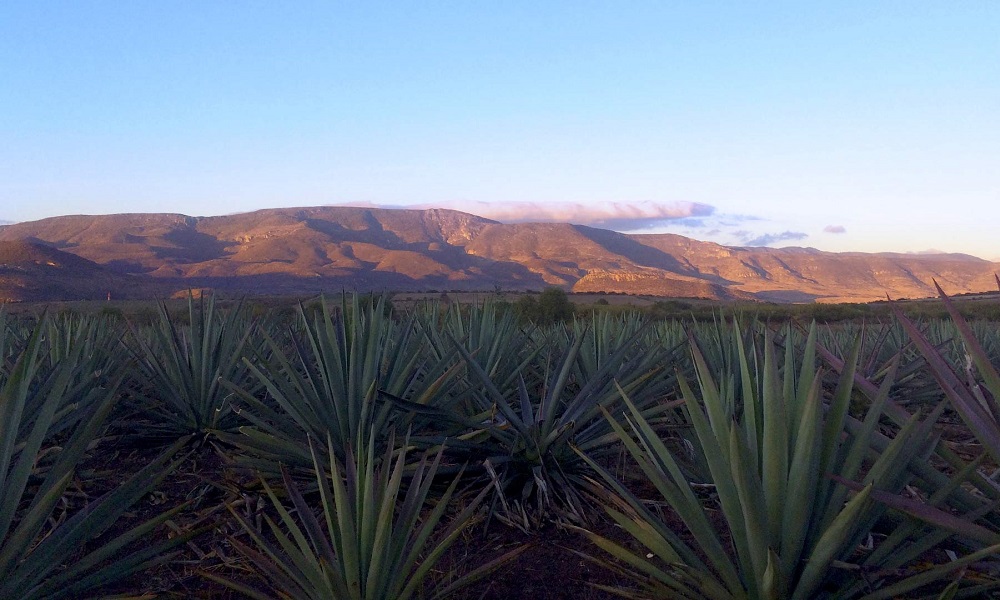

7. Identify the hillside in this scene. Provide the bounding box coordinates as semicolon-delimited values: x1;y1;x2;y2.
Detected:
0;240;161;302
1;206;997;302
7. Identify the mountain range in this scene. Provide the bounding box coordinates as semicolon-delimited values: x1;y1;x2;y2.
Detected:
1;206;997;303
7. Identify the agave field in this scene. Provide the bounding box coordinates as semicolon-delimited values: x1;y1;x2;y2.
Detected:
6;288;1000;599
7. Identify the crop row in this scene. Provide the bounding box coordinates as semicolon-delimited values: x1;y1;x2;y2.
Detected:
3;290;1000;598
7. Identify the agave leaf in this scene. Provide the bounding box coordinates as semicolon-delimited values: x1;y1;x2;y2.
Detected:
572;514;734;600
791;483;873;600
688;333;731;443
857;542;1000;600
795;323;818;416
367;440;407;598
574;439;713;575
762;548;784;600
780;374;823;576
818;357;897;533
782;326;797;432
0;471;75;580
934;281;1000;411
734;320;761;475
760;331;789;547
39;502;199;598
674;374;754;593
831;474;1000;546
817;333;862;493
728;423;769;592
606;387;746;592
862;453;991;572
541;330;586;424
430;542;534;600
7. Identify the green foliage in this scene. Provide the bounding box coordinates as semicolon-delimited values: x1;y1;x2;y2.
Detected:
515;287;575;324
889;283;1000;528
513;294;538;322
648;299;693;319
219;294;459;475
209;432;523;600
0;315;193;600
425;312;678;528
301;293;395;322
126;293;258;437
576;323;981;599
3;290;1000;597
415;297;537;407
901;287;1000;459
99;305;124;319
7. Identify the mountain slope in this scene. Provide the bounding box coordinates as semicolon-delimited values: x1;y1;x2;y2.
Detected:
0;240;159;302
0;206;996;302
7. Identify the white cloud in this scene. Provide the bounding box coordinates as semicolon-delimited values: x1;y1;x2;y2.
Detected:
458;200;716;230
334;200;718;231
736;230;809;247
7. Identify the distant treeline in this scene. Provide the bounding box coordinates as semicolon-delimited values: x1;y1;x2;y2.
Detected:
8;286;1000;325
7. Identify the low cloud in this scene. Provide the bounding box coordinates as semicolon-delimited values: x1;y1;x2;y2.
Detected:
824;225;846;234
447;201;715;230
736;231;809;247
332;201;715;231
719;214;764;225
666;217;709;228
905;249;948;255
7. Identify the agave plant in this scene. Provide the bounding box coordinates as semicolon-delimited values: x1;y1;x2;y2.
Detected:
219;294;461;475
415;297;539;403
0;315;194;599
575;322;996;599
836;283;1000;542
127;293;259;438
34;311;133;436
412;314;678;528
893;282;1000;467
208;431;524;600
817;316;972;413
401;298;544;461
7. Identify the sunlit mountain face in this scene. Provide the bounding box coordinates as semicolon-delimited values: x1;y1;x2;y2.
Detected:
0;206;997;303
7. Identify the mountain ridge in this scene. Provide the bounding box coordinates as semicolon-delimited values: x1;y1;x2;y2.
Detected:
1;206;996;303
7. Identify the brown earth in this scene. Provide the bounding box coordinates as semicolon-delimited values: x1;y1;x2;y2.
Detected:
1;206;997;303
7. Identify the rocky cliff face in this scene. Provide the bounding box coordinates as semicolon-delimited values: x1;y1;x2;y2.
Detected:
1;206;996;302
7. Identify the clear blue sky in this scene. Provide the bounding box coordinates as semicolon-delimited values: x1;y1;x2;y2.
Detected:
2;2;998;257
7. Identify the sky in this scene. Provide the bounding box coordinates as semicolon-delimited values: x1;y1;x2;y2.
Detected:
1;2;998;258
